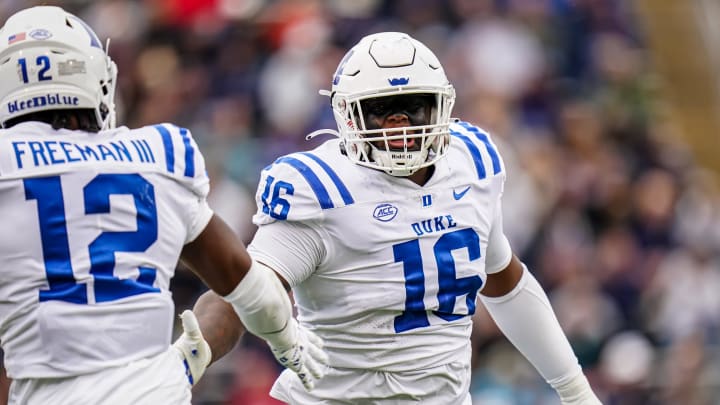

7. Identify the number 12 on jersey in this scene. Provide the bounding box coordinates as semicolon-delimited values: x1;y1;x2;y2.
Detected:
393;228;484;333
25;174;160;304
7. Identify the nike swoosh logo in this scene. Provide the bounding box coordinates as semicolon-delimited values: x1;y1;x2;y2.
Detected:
453;186;471;200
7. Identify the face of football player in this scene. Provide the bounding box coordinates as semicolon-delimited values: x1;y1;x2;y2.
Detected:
360;94;434;151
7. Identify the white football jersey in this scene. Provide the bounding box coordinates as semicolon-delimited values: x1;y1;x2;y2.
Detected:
0;121;212;379
249;121;512;376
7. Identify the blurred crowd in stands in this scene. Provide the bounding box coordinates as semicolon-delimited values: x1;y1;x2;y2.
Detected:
2;0;720;404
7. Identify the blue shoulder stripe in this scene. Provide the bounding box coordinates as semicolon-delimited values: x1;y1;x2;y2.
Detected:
299;152;354;205
178;127;195;178
458;122;502;175
153;124;174;173
276;156;334;209
450;130;487;179
153;124;197;177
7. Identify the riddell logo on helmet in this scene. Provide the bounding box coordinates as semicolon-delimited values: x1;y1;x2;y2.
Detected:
8;94;79;114
391;153;413;159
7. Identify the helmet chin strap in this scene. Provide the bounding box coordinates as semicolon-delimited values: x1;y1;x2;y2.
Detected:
368;144;428;177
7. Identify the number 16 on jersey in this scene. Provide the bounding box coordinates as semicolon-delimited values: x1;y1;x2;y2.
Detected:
393;228;484;333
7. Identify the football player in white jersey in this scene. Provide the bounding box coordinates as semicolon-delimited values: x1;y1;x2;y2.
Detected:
186;32;603;404
0;6;327;405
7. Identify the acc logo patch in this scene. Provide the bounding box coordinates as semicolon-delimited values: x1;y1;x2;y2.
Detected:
373;203;398;222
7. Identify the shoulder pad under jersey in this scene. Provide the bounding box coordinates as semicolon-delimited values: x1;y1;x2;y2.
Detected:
448;121;505;180
140;123;209;198
252;150;356;225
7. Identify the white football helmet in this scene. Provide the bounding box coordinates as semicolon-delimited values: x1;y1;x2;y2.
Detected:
318;32;455;177
0;6;117;129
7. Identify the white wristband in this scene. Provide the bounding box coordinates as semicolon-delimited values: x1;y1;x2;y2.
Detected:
221;261;293;347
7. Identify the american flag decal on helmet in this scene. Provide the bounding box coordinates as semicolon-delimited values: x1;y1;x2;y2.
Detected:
8;32;26;45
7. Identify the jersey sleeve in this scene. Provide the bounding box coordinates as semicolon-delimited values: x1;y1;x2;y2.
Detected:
150;123;210;199
147;123;213;243
248;220;326;286
485;201;513;274
252;153;331;225
448;121;512;273
449;121;506;182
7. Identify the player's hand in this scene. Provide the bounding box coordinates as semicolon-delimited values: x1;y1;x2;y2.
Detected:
266;318;329;391
172;310;212;386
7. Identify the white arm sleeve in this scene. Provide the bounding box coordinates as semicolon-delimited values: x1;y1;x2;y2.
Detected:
248;220;325;287
221;260;295;349
226;221;324;351
480;265;599;403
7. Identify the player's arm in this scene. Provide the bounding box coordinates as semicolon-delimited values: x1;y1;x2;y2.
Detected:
180;214;251;295
479;208;601;405
183;263;290;365
190;290;245;364
177;214;327;389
